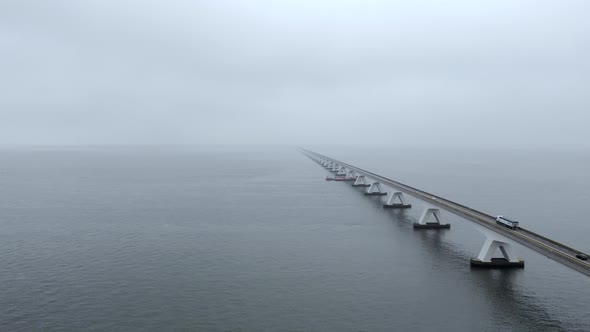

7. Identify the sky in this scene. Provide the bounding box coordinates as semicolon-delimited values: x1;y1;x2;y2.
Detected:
1;0;589;147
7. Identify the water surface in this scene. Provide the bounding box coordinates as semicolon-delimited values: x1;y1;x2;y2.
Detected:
0;146;588;331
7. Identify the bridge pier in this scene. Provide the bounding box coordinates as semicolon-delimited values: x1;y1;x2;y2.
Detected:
364;182;387;196
330;165;340;173
383;192;411;209
342;170;357;182
413;208;450;229
352;175;371;187
470;227;524;268
336;167;348;176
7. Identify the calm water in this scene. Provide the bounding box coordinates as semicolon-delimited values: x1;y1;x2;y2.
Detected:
0;146;589;331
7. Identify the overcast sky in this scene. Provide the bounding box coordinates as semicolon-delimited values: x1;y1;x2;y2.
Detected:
1;0;589;147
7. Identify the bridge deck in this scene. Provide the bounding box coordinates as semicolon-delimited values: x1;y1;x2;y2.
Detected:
303;149;590;277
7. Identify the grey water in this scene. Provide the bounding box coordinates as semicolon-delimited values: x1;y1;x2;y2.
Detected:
0;146;589;331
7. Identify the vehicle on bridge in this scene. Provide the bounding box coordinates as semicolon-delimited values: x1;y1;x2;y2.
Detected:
496;215;519;229
576;253;588;260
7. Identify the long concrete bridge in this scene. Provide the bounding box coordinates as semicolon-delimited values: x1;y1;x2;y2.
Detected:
301;148;590;277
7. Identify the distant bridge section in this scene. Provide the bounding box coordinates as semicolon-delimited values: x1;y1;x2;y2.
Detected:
301;148;590;277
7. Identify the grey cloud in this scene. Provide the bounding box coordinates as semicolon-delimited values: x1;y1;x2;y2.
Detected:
1;0;589;147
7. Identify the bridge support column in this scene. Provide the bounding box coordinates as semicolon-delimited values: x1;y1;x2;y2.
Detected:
352;175;370;187
470;227;524;268
383;192;411;209
330;165;340;173
336;167;347;176
343;170;357;182
364;182;387;196
413;208;450;229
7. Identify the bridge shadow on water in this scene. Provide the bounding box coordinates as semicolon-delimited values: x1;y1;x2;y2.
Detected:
345;184;566;331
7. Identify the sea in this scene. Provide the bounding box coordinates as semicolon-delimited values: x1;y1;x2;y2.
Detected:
0;145;589;331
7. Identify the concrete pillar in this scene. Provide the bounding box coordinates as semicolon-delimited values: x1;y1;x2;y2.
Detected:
413;208;450;229
364;182;387;196
470;226;524;268
352;175;370;187
383;192;412;209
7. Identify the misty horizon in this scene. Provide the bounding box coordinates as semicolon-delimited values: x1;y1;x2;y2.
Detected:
1;1;589;148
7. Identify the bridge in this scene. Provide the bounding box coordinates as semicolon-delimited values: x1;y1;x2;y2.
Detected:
301;148;590;277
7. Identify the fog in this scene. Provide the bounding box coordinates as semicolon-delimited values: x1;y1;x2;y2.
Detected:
1;0;589;147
